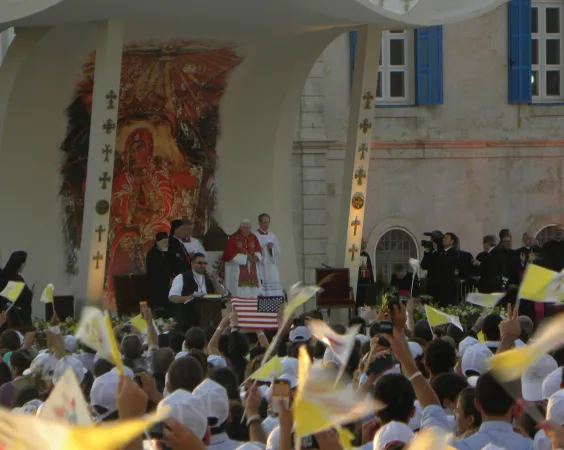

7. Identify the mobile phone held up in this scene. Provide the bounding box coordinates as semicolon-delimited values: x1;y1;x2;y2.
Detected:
271;380;291;414
366;353;396;376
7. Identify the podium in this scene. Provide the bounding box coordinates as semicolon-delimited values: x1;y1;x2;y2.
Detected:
191;298;223;328
315;268;356;318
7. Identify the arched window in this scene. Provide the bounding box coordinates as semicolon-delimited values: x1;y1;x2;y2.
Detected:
534;224;564;246
374;228;418;284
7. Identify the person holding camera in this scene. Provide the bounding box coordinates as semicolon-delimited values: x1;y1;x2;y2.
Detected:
420;230;444;300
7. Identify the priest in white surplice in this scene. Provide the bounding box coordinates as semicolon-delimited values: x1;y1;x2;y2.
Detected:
221;220;263;297
254;213;283;296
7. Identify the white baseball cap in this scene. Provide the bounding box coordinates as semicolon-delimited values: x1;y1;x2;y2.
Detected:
542;367;563;401
53;355;87;385
289;326;312;343
279;357;298;377
408;342;423;359
157;389;208;440
373;421;414;450
458;337;479;359
207;355;227;369
547;390;564;425
461;343;493;376
90;370;119;420
521;354;558;401
193;378;229;426
23;352;57;381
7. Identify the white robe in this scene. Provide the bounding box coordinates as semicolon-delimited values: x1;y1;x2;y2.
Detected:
182;237;206;257
224;253;263;298
254;230;283;296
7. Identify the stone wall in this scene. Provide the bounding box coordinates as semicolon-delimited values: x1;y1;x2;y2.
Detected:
292;5;564;283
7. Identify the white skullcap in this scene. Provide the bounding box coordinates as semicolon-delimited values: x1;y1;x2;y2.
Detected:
521;354;558;402
157;389;209;440
373;421;414;450
240;219;251;225
408;341;423;359
542;366;563;401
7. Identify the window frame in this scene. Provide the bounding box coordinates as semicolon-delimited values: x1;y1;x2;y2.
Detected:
373;227;420;283
531;1;564;102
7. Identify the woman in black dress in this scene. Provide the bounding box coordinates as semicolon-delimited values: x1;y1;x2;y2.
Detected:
145;232;172;318
0;251;33;327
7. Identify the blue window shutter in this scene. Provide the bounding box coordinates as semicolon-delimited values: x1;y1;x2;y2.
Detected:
349;30;358;87
415;26;443;106
508;0;532;104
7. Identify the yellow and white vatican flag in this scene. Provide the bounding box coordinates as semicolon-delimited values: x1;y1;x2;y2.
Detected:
518;264;564;303
293;347;381;444
129;314;148;334
40;367;91;425
424;305;463;331
0;280;25;305
75;307;123;373
40;284;55;304
248;356;283;382
308;319;360;367
283;282;323;322
489;312;564;382
0;405;168;450
466;292;505;308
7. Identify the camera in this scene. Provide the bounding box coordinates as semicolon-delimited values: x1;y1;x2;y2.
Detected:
422;230;444;251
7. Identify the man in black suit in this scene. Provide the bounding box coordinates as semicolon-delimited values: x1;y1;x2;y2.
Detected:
168;253;227;331
435;232;463;306
476;235;504;293
167;219;192;276
516;232;543;272
541;228;564;271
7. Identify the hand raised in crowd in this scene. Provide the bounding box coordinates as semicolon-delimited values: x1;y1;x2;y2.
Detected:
50;311;60;326
21;331;36;349
500;303;520;341
218;314;231;330
137;371;163;404
164;418;206;450
141;307;153;323
244;383;262;418
230;310;239;328
390;303;407;331
117;375;148;419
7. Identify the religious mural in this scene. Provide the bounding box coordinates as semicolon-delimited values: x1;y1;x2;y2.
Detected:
60;41;242;308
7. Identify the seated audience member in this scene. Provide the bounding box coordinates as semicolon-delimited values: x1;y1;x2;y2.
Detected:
166;356;204;394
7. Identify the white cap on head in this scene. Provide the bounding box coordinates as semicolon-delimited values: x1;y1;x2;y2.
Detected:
522;354;558;402
236;444;266;450
207;355;227;369
240;219;251;226
289;326;312;343
356;334;370;345
373;421;414;450
193;378;230;426
53;355;87;385
23;352;57;381
542;367;563;401
157;389;208;440
467;376;479;388
90;370;120;420
458;336;479;359
408;341;423;359
64;335;79;353
548;390;564;425
279;357;299;377
461;343;493;376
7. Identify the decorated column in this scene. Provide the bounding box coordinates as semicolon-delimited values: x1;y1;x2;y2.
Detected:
338;25;382;302
76;20;124;307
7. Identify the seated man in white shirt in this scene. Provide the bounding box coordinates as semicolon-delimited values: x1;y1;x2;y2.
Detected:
169;253;227;332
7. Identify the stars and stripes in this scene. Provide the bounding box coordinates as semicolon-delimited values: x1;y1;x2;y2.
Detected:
231;296;285;330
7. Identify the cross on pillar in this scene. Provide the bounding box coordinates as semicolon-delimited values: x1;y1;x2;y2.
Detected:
99;172;112;189
95;225;106;243
363;91;374;109
92;251;104;270
351;216;361;236
105;90;117;109
355;166;366;186
358;142;368;160
102;145;113;162
102;119;116;135
348;244;359;261
359;119;372;134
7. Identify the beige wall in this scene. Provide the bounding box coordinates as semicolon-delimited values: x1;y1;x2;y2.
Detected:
293;5;564;285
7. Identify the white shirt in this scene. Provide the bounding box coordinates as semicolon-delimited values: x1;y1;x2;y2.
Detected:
183;237;206;256
168;272;207;299
208;433;240;450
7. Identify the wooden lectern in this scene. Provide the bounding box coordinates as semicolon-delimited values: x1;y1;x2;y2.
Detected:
192;298;223;328
315;268;356;318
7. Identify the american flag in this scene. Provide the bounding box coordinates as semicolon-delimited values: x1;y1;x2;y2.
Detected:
231;296;285;330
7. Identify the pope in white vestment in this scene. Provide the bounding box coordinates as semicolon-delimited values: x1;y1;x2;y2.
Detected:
254;213;283;296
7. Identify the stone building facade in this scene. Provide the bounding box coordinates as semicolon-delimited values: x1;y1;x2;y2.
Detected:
292;2;564;285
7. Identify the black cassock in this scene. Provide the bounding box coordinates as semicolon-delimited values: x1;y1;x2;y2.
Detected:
145;246;173;318
356;250;376;307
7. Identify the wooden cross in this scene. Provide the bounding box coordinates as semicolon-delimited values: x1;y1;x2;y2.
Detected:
102;145;113;162
363;91;374;109
348;244;359;261
92;251;104;270
351;216;361;236
358;142;368;160
359;119;372;134
95;225;106;243
99;172;112;189
105;90;117;109
102;119;116;135
355;166;366;186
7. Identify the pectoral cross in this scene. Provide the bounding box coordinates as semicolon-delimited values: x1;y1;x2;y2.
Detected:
102;145;113;162
351;216;361;236
95;225;106;243
102;119;116;135
358;142;368;160
105;90;117;109
355;166;366;186
92;251;103;269
99;172;111;189
359;119;372;134
348;244;359;261
363;91;374;109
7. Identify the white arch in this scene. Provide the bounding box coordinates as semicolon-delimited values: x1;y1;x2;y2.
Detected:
372;226;420;282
